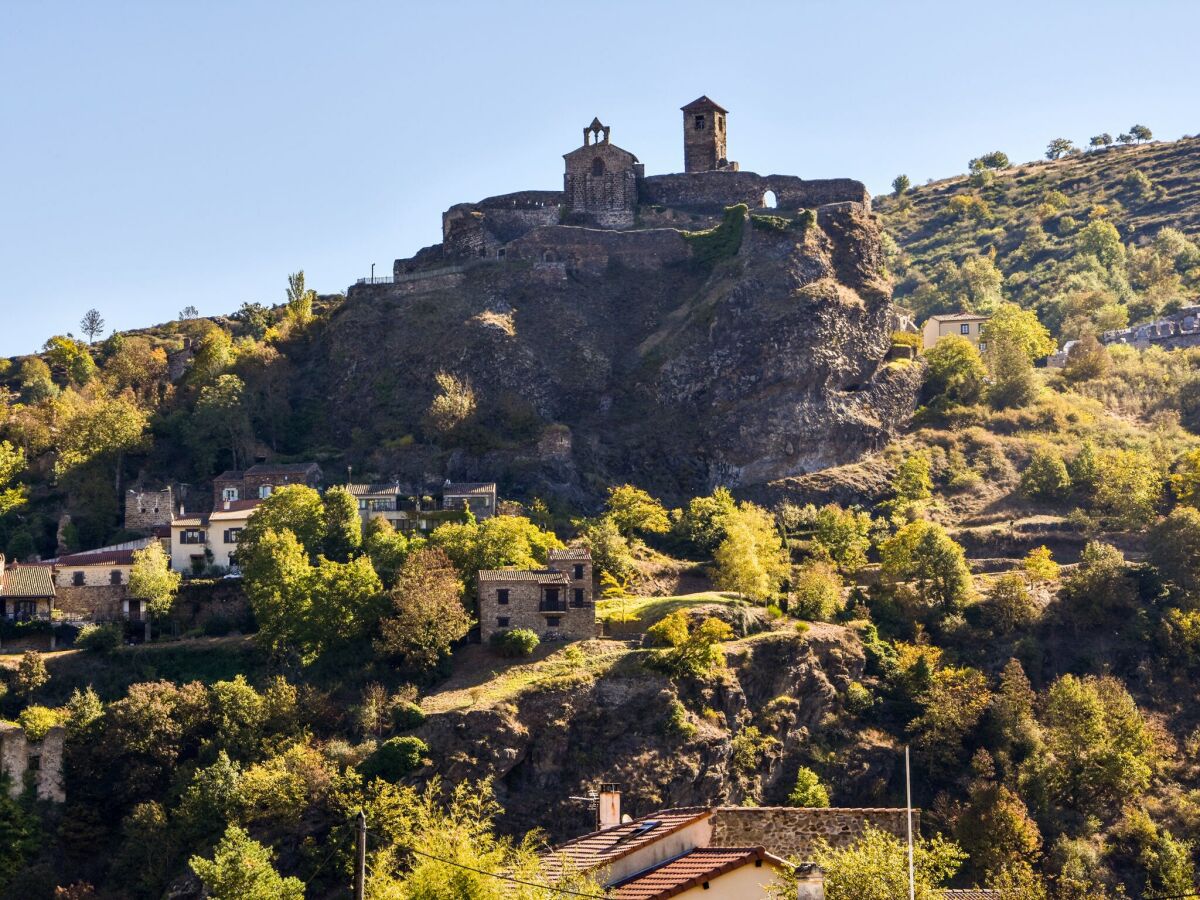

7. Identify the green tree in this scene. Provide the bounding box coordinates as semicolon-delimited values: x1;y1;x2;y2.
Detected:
1130;124;1153;144
1076;219;1125;270
971;151;1011;170
1093;448;1162;526
922;336;986;406
1060;540;1135;618
955;778;1042;881
189;824;303;900
79;308;105;344
606;483;671;538
14;649;49;700
1023;546;1059;584
1090;133;1113;148
193;374;253;473
677;487;737;555
376;548;473;672
362;517;414;586
1170;448;1200;508
811;504;872;573
712;502;789;602
284;269;315;327
1046;138;1075;159
984;303;1056;362
128;542;181;641
910;665;992;769
577;515;637;582
17;357;57;403
52;390;149;487
892;174;911;197
321;485;362;562
982;573;1038;633
807;827;965;900
428;515;561;588
646;611;733;677
43;335;96;385
0;440;27;518
1149;505;1200;594
0;791;39;888
893;451;933;503
241;527;314;659
207;675;266;761
791;561;843;621
238;484;327;565
1019;447;1071;500
880;520;975;613
787;767;830;807
304;555;384;655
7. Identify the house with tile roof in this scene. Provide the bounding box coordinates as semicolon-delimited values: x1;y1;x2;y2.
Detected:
213;462;322;506
170;499;261;575
441;481;497;520
0;555;55;621
921;312;991;350
46;538;163;622
478;547;594;644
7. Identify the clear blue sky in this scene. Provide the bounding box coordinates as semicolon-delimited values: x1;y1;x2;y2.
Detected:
2;0;1197;357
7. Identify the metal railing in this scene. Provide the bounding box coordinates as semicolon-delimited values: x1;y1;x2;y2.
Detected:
539;599;568;613
355;276;395;286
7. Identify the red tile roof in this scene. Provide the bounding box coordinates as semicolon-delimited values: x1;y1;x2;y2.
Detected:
611;847;786;899
549;548;592;561
543;809;711;880
0;565;56;598
479;569;569;584
55;549;137;567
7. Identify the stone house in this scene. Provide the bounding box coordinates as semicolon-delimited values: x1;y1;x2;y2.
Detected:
124;487;174;532
51;542;146;621
442;481;497;520
346;481;495;533
0;722;65;802
171;499;260;574
921;312;990;351
213;462;322;506
477;547;594;644
0;555;55;621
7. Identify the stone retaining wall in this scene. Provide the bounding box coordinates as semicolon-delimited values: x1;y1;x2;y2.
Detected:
708;807;916;859
56;583;127;621
508;225;691;272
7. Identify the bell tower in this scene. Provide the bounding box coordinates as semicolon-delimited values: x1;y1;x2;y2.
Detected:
681;95;733;173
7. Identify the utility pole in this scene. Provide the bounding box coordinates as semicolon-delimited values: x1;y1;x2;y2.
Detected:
354;810;366;900
905;746;915;900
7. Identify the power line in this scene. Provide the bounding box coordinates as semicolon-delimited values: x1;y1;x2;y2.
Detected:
366;828;608;899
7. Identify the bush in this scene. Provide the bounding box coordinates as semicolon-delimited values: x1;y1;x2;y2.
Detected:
787;766;831;807
202;615;235;637
489;628;540;658
75;622;123;653
18;705;63;742
664;698;697;739
359;736;429;782
1019;448;1071;501
390;700;426;732
845;681;875;715
791;562;843;621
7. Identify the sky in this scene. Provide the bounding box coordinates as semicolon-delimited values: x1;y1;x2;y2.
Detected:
2;0;1198;357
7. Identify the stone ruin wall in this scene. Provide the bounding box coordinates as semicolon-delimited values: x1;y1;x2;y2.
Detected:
708;807;916;859
124;487;174;531
507;225;691;273
0;723;65;802
640;172;870;213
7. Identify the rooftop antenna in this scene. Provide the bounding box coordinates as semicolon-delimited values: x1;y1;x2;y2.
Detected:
906;745;915;900
568;789;600;830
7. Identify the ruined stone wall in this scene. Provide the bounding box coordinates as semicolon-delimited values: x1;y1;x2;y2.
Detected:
641;172;869;213
442;192;564;259
507;226;691;273
55;583;126;621
125;488;173;531
0;723;65;802
708;807;916;859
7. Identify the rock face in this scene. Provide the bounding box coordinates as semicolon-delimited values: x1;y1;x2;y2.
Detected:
413;627;906;842
315;199;918;505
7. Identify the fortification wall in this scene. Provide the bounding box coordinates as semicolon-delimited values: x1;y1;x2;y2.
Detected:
507;225;691;273
641;172;869;213
708;807;915;859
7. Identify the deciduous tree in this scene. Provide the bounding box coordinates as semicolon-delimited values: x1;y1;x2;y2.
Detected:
376;548;473;672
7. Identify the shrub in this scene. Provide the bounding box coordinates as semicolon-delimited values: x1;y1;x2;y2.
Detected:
845;681;875;715
75;622;123;653
664;698;697;739
489;628;540;658
683;204;747;264
1019;448;1071;500
202;615;235;637
359;736;429;782
391;700;427;732
791;562;843;621
645;611;732;678
982;573;1038;633
787;766;830;807
18;705;63;742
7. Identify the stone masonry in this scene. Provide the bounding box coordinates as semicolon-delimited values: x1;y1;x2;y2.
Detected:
682;95;734;173
124;487;173;532
562;119;643;229
0;723;65;802
478;548;594;644
708;807;917;859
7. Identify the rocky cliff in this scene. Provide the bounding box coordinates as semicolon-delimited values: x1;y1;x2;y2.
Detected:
306;203;919;504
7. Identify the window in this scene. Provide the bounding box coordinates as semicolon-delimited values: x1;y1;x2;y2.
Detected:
222;487;240;501
497;248;506;258
497;617;510;628
110;570;123;585
960;323;971;335
27;755;40;771
181;529;206;545
224;528;242;544
546;616;561;627
545;588;559;605
979;341;988;352
573;588;585;607
591;157;606;176
694;114;705;130
497;589;509;605
573;564;584;580
258;484;273;499
72;571;85;586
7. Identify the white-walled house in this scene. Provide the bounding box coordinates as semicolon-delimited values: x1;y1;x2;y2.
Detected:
170;499;260;574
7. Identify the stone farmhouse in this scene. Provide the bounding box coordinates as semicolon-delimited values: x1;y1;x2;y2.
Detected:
0;555;55;621
346;480;497;533
349;95;870;294
478;547;594;644
48;537;164;621
543;786;914;898
213;462;322;505
171;499;261;574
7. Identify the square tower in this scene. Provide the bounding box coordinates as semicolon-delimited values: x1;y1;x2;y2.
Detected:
681;96;732;173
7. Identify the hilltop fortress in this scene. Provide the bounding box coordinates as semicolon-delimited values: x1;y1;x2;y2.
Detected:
353;96;871;289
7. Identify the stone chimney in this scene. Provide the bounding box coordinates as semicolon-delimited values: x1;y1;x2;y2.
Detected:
598;783;621;829
796;863;825;900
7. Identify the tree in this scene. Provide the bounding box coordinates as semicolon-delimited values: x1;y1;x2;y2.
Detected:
1130;124;1153;144
893;451;933;504
1170;448;1200;508
238;485;327;566
578;515;637;582
128;542;181;641
232;301;272;339
1149;506;1200;594
376;548;473;672
1061;540;1135;618
43;335;96;385
320;485;362;562
428;515;561;588
103;335;167;404
982;573;1038;633
242;529;313;660
193;374;252;473
1076;219;1125;269
606;484;671;538
14;649;49;700
791;562;843;621
970;151;1010;170
787;767;830;807
984;303;1055;362
189;824;303;900
52;390;149;490
302;555;384;657
1090;133;1113;148
711;502;789;602
677;487;737;555
880;520;975;613
0;440;27;519
79;309;105;344
922;336;986;406
955;779;1042;882
1019;447;1071;500
646;611;732;677
362;517;414;586
1062;333;1110;382
284;270;315;327
1046;138;1075;160
910;666;992;769
178;305;200;320
892;174;911;197
1093;448;1162;527
425;370;476;435
1023;546;1059;584
1118;132;1135;145
811;504;872;573
808;827;965;900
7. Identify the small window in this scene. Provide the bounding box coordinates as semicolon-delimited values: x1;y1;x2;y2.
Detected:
960;323;971;335
497;589;510;605
574;588;585;606
497;617;510;628
258;485;273;499
27;755;40;771
222;487;240;501
591;157;606;177
110;570;122;585
546;616;561;627
72;571;85;586
694;114;705;130
573;564;584;580
979;341;988;352
225;528;242;544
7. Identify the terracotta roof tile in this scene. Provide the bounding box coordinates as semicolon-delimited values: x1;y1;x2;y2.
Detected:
543;808;712;879
479;569;569;584
611;847;786;899
0;566;56;598
549;548;592;561
443;482;496;495
55;549;137;567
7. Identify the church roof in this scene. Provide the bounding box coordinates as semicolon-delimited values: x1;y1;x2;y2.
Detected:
681;95;728;114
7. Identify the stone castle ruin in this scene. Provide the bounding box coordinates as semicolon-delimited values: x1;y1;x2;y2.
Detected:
362;95;871;287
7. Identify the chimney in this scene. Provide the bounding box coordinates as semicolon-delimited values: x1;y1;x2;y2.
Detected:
224;500;231;511
795;863;825;900
598;783;621;829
